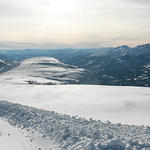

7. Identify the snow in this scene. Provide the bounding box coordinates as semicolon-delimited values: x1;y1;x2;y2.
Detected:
0;84;150;125
0;59;6;64
0;101;150;150
0;57;95;85
0;119;61;150
22;57;61;65
0;61;150;149
144;64;150;70
0;56;150;149
0;119;32;150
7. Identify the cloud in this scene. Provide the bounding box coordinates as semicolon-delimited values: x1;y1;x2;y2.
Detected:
0;1;29;17
122;0;150;5
0;0;48;18
0;0;150;48
0;42;68;49
0;41;104;49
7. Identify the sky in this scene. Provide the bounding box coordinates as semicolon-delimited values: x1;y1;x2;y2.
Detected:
0;0;150;49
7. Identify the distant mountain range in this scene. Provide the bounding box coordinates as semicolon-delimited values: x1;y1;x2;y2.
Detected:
63;44;150;87
0;48;111;61
0;44;150;87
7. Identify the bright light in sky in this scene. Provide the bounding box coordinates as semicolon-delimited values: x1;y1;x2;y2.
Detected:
49;0;74;15
44;0;75;27
0;0;150;49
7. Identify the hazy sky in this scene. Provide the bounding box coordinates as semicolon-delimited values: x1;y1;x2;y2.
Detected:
0;0;150;49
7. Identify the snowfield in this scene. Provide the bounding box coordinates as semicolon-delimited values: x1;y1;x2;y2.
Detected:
0;84;150;125
0;57;98;85
0;56;150;149
0;101;150;150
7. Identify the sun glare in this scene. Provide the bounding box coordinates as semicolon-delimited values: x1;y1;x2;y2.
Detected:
43;0;76;30
49;0;75;15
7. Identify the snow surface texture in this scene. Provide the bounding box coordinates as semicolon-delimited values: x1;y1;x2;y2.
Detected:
0;119;61;150
0;84;150;125
0;101;150;150
0;57;98;85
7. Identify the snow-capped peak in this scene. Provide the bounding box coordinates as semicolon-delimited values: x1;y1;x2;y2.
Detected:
0;59;6;64
116;45;129;50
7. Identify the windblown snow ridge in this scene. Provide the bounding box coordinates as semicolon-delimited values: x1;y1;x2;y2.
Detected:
0;101;150;150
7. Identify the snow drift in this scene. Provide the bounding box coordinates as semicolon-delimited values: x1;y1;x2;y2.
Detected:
0;101;150;150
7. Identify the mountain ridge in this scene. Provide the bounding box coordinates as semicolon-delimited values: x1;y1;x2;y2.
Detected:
0;43;150;87
63;44;150;87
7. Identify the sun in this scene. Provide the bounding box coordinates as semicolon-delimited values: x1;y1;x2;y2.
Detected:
43;0;76;28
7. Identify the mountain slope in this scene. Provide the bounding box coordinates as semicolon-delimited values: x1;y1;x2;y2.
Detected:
0;57;99;85
1;44;150;87
0;53;18;74
64;44;150;87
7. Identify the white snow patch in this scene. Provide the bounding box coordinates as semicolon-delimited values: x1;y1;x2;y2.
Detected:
0;119;61;150
0;59;6;64
22;57;61;65
0;84;150;125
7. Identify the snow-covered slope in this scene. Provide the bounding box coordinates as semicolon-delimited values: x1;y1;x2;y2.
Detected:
0;84;150;125
0;54;18;73
0;101;150;150
0;59;7;71
0;57;98;85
